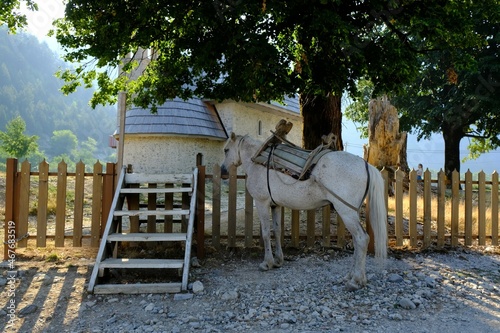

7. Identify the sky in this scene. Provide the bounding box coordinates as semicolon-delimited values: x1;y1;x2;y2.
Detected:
21;1;500;174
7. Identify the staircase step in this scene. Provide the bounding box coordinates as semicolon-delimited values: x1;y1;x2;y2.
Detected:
120;187;192;194
107;232;187;242
114;209;190;217
99;258;184;269
93;282;182;294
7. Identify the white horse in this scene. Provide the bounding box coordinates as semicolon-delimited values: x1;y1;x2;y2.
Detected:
221;133;387;290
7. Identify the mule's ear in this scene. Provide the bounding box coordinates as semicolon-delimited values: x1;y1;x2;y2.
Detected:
230;132;236;141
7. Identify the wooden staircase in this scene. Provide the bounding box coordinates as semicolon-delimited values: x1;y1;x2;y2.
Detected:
88;167;198;294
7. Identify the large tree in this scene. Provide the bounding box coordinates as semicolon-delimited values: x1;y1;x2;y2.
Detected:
52;0;487;149
392;5;500;177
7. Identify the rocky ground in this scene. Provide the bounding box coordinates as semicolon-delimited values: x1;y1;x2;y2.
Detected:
1;245;500;333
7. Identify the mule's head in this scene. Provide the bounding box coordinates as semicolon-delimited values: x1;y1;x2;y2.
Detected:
221;132;242;175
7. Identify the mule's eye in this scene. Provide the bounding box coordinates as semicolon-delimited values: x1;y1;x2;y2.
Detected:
224;149;228;155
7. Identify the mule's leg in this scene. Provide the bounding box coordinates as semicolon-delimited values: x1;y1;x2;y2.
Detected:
271;206;284;268
256;201;274;271
338;208;370;291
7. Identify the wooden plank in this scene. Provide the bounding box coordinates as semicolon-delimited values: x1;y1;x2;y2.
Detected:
451;170;460;246
125;173;192;185
87;167;127;293
73;161;85;247
409;170;417;247
478;172;486;245
227;165;237;247
91;162;103;247
181;183;190;233
259;151;302;175
244;187;254;247
464;171;473;246
93;283;182;295
114;209;190;217
212;164;221;249
107;233;187;242
437;170;446;247
147;183;157;234
196;165;206;258
423;169;432;248
120;187;192;194
306;210;315;247
4;159;18;260
395;169;404;246
291;210;300;247
37;160;49;247
55;160;67;247
164;183;174;233
322;205;331;247
491;172;499;246
182;167;198;291
99;258;184;269
17;160;31;248
101;163;115;236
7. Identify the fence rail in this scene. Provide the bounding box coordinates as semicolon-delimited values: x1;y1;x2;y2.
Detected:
2;158;499;260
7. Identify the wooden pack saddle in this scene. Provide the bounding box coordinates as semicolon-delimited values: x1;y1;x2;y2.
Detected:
252;130;337;180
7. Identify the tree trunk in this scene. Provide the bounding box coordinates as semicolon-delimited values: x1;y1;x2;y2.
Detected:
300;93;344;150
364;96;409;194
442;121;464;178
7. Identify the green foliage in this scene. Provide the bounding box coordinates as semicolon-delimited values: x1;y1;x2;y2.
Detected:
392;3;500;173
0;116;40;159
51;0;487;111
0;0;38;32
0;27;116;163
50;130;78;158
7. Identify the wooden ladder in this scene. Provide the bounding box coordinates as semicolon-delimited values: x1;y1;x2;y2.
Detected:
88;167;198;294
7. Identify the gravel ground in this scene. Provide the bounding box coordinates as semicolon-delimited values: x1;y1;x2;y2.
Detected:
1;246;499;333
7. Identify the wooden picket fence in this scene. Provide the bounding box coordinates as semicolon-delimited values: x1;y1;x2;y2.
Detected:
2;158;499;260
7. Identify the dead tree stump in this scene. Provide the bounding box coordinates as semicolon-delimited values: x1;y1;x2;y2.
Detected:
363;95;409;194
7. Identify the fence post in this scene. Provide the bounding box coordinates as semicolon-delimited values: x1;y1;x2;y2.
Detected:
423;169;432;248
18;160;31;248
451;170;460;246
491;171;499;246
196;165;206;258
395;168;404;246
37;160;49;247
55;160;68;247
4;158;18;260
291;210;300;248
91;162;103;247
101;163;116;236
73;161;85;247
408;169;417;247
437;170;446;247
478;171;486;245
212;164;221;249
227;165;237;248
464;170;473;246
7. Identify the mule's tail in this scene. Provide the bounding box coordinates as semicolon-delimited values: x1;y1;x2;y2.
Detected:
367;165;388;260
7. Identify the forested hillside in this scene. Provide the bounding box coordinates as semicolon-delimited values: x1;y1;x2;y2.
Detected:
0;26;116;163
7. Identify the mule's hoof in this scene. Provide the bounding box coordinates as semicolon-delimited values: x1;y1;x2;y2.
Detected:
344;280;363;292
273;260;283;268
259;262;271;271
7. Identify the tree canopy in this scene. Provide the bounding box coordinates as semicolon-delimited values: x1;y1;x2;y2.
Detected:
52;0;496;156
53;1;484;107
0;0;37;32
0;116;39;159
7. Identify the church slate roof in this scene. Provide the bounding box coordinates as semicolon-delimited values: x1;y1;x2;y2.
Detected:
115;98;227;140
